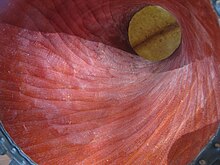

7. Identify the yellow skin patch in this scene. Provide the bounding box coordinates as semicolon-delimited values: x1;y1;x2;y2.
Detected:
128;6;181;61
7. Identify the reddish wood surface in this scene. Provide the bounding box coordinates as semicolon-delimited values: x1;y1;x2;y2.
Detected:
0;0;220;164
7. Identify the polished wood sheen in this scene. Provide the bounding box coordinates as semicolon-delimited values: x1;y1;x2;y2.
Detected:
0;0;219;165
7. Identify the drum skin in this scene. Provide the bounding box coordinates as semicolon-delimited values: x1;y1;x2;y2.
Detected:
0;0;220;164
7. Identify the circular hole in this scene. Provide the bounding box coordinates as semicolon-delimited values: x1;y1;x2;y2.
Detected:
128;5;182;61
214;143;220;148
21;160;27;165
11;148;16;154
0;137;5;143
199;159;207;165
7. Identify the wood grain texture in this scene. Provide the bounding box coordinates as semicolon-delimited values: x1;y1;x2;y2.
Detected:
0;0;219;164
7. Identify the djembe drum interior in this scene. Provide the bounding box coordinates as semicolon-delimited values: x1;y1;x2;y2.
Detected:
0;0;220;164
